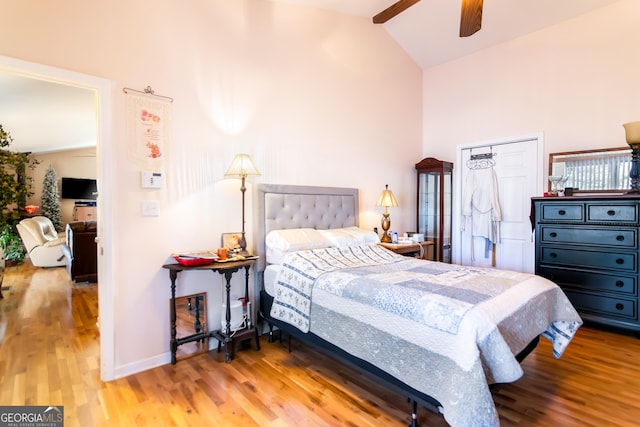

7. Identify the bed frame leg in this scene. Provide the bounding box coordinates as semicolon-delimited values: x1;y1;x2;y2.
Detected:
408;399;419;427
267;324;275;343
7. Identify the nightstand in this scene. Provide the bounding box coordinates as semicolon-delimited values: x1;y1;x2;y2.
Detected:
162;258;260;364
378;241;434;260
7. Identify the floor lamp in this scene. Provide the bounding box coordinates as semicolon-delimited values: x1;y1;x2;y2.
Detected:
225;154;261;256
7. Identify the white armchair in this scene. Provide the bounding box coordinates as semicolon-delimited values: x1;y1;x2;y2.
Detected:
16;216;67;267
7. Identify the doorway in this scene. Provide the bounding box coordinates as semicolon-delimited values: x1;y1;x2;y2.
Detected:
453;134;543;273
0;55;115;380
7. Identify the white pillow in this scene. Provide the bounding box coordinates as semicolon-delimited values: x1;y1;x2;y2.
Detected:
318;226;380;247
265;228;332;265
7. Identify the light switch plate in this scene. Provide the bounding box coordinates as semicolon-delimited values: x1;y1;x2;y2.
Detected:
141;200;160;216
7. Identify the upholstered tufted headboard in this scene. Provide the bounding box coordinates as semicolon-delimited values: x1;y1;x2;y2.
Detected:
252;184;359;274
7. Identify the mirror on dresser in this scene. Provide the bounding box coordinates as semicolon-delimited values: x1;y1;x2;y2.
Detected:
173;292;209;359
549;147;632;194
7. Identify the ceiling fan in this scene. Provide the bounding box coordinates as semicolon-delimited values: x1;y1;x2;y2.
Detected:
373;0;484;38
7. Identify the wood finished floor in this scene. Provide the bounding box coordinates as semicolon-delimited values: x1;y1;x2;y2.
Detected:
1;260;640;426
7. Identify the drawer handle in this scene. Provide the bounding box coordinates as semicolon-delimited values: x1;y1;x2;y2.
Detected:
616;235;625;241
616;280;624;288
616;258;624;265
549;253;558;259
616;303;624;311
558;210;566;216
607;210;616;216
550;232;557;238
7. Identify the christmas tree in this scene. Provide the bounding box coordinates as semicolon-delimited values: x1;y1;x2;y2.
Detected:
41;165;62;231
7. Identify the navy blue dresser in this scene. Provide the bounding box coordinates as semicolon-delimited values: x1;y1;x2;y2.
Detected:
532;196;640;333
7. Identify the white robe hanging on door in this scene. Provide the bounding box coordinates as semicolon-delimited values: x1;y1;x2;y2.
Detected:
461;168;502;258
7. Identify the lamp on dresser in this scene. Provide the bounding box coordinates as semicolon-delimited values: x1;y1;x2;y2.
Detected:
376;184;398;243
623;121;640;194
225;154;261;256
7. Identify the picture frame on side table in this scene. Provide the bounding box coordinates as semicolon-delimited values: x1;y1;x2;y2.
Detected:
221;232;242;251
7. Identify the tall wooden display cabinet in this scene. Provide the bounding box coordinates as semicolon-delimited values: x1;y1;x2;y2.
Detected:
415;157;453;263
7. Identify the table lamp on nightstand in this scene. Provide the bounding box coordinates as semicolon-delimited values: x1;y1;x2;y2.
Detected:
623;121;640;194
376;184;398;243
225;154;261;256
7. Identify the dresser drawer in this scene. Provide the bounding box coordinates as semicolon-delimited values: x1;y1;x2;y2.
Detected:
540;247;637;272
540;203;583;221
537;267;637;296
587;203;638;223
564;290;637;320
539;226;637;248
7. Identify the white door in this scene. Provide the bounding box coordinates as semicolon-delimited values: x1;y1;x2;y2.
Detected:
455;136;541;273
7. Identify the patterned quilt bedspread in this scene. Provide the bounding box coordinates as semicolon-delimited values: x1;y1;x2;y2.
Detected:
269;245;582;427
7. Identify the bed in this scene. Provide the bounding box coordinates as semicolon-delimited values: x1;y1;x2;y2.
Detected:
252;183;582;427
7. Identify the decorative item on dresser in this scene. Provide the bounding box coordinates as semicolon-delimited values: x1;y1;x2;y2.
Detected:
415;157;453;262
532;195;640;335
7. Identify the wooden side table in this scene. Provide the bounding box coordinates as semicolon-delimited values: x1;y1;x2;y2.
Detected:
378;241;435;260
162;258;260;364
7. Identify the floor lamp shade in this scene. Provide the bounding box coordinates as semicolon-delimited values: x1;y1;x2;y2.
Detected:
224;154;261;179
225;154;261;255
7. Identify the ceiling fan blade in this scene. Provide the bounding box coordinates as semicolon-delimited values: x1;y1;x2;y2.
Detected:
460;0;483;37
373;0;420;24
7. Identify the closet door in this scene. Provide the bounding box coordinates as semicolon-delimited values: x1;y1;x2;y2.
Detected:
459;139;539;272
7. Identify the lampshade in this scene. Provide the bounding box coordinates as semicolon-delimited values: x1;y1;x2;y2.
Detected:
376;184;397;243
623;122;640;195
224;154;261;178
623;121;640;146
376;184;398;208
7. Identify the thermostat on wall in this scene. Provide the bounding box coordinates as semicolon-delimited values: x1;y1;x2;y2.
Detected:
141;171;164;189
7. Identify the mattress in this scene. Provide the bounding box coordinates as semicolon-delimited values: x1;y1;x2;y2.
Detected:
264;264;281;296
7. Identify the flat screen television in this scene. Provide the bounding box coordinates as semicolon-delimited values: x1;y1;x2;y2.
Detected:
61;177;97;200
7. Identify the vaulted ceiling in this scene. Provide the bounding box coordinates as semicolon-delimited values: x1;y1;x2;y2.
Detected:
1;0;623;154
271;0;623;68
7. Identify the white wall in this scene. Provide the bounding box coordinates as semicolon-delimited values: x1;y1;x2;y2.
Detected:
0;0;422;377
422;0;640;175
